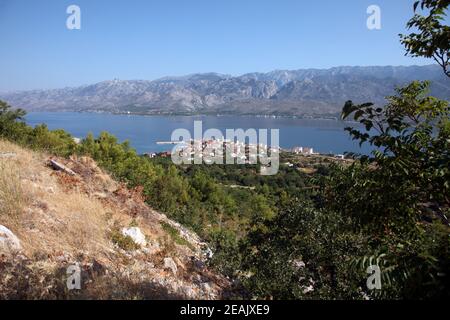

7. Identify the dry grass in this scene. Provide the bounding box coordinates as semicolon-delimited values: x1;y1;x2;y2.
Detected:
23;192;111;255
0;139;111;257
0;140;34;230
0;161;26;219
0;139;171;262
0;139;230;300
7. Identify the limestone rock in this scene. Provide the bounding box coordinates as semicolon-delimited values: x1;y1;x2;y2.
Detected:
0;225;21;254
121;227;146;246
164;257;178;275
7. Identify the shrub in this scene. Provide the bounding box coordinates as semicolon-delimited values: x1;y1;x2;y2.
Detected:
109;228;140;251
160;221;193;249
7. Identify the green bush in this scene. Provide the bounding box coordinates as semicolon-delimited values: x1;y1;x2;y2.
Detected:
109;229;141;251
160;221;193;249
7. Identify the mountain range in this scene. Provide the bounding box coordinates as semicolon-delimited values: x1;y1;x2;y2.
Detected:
1;65;449;118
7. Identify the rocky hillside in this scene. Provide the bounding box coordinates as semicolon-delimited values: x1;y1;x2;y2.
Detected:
1;65;448;118
0;140;232;299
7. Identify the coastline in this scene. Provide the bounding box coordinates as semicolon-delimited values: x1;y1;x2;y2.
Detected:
24;109;352;123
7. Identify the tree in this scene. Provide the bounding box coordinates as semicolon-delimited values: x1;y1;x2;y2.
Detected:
400;0;450;76
0;100;27;139
330;0;450;299
241;199;368;299
341;81;449;222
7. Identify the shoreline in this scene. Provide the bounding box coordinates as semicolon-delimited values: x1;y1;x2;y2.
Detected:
25;110;355;123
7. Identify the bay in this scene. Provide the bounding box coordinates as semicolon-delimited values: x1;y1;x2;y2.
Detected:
25;112;373;155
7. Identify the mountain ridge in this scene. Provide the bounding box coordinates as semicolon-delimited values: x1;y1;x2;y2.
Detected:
1;65;449;118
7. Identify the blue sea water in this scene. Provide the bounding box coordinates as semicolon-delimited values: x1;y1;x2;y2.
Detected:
25;112;374;155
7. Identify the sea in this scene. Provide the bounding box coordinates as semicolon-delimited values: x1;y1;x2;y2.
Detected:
25;112;374;155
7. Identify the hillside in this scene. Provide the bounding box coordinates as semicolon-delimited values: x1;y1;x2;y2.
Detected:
1;65;448;118
0;140;231;299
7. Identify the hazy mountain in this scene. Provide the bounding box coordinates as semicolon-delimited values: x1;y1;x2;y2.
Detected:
1;65;449;118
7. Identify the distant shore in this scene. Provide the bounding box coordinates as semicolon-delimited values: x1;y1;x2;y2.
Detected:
25;109;348;122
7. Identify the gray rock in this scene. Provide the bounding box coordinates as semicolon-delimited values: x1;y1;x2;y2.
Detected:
192;257;206;270
182;285;196;298
121;227;146;246
142;240;160;255
200;282;215;299
0;225;21;254
163;257;178;275
202;246;214;260
292;259;306;270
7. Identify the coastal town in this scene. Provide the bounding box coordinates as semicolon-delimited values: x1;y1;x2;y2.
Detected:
150;138;280;165
147;138;349;165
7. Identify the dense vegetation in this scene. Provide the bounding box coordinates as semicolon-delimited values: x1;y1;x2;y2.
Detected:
0;0;448;299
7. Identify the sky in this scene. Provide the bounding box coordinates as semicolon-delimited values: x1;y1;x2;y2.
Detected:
0;0;440;91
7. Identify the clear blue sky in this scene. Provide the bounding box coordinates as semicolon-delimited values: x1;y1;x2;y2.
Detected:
0;0;437;91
